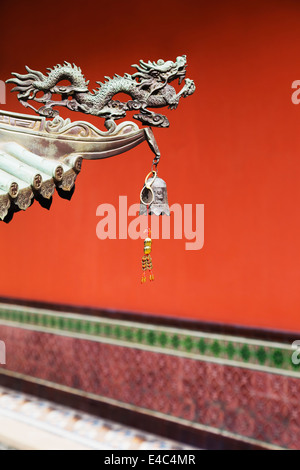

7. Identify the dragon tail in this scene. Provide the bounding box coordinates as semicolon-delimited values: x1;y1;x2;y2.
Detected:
6;66;46;101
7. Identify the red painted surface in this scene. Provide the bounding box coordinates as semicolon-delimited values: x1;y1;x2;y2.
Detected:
0;0;300;330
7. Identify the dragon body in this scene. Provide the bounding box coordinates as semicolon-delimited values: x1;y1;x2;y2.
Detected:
7;56;195;128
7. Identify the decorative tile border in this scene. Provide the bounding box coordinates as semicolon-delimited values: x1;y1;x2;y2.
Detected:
0;303;299;377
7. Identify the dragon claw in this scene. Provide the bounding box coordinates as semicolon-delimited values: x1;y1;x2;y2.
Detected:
182;78;196;97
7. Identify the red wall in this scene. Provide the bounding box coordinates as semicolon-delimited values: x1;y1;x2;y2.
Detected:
0;0;300;331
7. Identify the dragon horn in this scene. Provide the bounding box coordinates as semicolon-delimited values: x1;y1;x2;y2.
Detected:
131;72;149;79
132;63;148;73
140;61;149;69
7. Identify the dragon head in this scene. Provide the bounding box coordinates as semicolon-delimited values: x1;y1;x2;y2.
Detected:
132;55;188;86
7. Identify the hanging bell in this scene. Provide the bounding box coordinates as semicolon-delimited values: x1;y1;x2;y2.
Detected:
140;173;170;216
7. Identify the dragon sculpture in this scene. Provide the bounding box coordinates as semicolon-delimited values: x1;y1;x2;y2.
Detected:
7;55;195;128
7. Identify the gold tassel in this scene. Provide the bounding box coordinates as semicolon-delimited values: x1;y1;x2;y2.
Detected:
141;230;154;283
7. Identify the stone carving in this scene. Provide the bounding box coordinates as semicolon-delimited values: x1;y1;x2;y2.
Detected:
14;188;33;211
39;180;55;200
7;56;195;128
0;193;11;220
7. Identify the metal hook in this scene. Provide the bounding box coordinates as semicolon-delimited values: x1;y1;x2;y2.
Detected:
145;171;157;187
140;171;157;206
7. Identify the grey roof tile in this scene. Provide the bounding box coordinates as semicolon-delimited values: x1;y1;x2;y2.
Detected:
0;111;150;222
